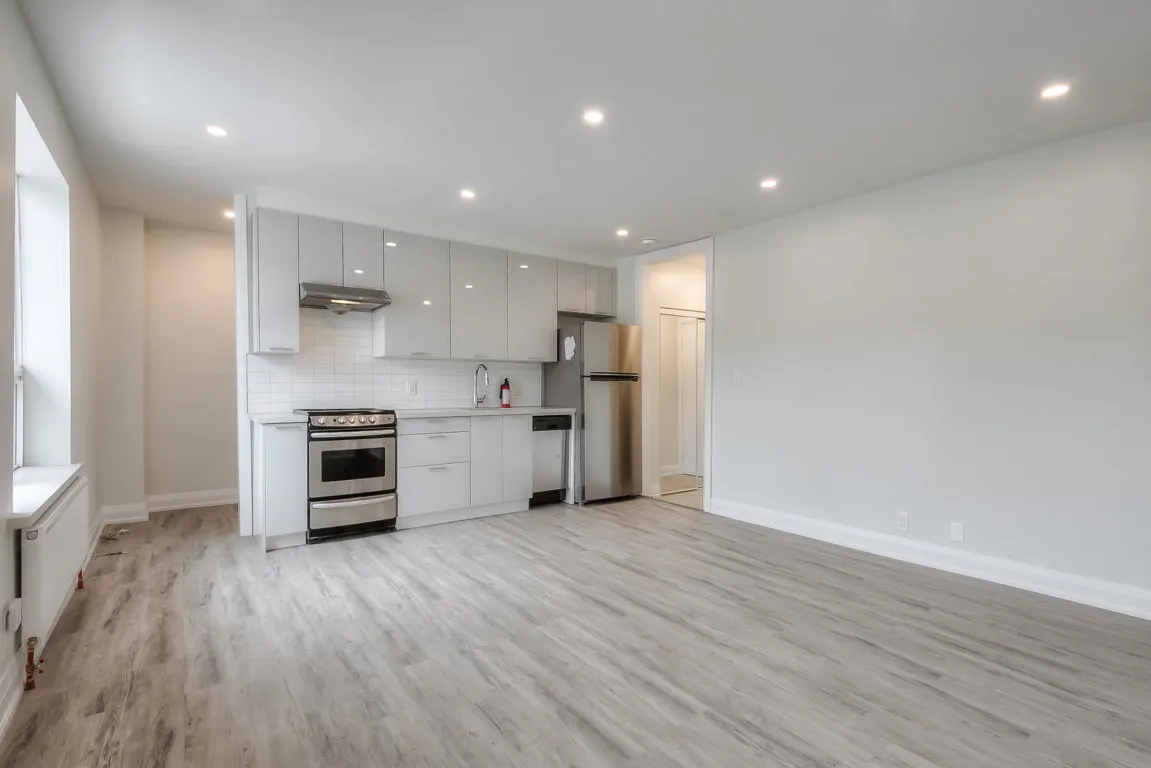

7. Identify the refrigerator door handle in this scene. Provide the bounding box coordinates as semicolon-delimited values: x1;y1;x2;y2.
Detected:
587;374;640;382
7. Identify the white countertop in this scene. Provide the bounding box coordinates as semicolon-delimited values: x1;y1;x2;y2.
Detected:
9;463;84;529
396;406;576;419
249;413;308;424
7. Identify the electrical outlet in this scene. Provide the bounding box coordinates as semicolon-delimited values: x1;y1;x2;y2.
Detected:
950;522;964;543
732;368;743;385
405;379;417;395
512;380;523;396
896;513;909;532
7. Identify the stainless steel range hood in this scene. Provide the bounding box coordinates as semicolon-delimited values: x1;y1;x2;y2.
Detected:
299;283;392;313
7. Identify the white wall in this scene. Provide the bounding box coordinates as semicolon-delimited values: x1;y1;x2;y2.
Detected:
1;0;103;724
98;208;146;512
711;119;1151;597
145;224;237;501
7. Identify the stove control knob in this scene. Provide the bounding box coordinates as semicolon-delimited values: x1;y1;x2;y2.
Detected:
368;416;377;423
336;416;347;424
316;417;326;425
359;416;367;424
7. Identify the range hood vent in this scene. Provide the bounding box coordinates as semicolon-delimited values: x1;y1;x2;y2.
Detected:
299;283;392;314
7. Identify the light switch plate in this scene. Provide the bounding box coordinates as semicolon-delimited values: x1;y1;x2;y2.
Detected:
950;522;964;543
732;368;743;385
405;379;417;395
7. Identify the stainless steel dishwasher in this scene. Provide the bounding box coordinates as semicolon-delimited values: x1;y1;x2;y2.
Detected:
531;414;571;506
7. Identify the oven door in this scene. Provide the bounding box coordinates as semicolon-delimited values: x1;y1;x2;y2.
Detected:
308;430;396;499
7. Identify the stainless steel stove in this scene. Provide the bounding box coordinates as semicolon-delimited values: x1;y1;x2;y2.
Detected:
294;408;398;542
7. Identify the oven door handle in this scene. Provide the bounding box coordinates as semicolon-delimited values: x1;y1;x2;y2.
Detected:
311;494;396;510
309;429;396;439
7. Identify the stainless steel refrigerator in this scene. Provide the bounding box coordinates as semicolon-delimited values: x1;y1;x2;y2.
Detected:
543;321;642;502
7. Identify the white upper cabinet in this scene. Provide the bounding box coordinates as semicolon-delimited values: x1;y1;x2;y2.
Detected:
589;265;617;316
450;242;508;361
372;231;451;358
507;253;558;362
557;260;587;313
252;209;300;354
298;214;343;285
342;222;385;290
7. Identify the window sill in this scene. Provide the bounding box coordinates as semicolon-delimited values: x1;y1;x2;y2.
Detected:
9;463;84;530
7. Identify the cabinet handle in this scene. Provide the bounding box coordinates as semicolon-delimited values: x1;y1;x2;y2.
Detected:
270;346;294;352
529;356;549;361
273;425;303;431
427;434;448;439
411;352;430;357
428;466;449;472
473;354;490;359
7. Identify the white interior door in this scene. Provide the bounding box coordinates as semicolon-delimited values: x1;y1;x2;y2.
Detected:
695;319;706;479
678;318;698;476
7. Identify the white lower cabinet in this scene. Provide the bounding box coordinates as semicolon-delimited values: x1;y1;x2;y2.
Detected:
470;417;504;506
256;422;308;544
502;416;533;501
398;464;470;518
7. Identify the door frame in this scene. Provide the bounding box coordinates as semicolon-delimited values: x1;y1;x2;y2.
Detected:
619;237;714;512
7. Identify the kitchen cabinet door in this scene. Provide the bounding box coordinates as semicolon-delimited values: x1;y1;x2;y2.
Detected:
252;209;300;354
557;260;586;313
298;214;343;285
398;463;470;519
507;253;558;362
502;416;533;502
343;222;385;290
450;242;508;361
262;423;308;538
470;417;503;507
591;265;617;316
373;231;450;358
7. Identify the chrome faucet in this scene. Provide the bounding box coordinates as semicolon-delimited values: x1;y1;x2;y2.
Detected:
473;364;490;408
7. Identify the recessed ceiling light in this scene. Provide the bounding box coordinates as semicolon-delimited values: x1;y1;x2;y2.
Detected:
353;269;364;275
641;238;657;245
582;108;605;126
616;229;629;237
385;241;397;247
223;209;235;220
423;300;432;306
465;284;474;289
1041;82;1071;100
760;178;779;190
460;188;476;200
205;125;228;137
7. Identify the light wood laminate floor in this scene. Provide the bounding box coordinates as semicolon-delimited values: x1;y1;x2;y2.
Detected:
2;499;1150;767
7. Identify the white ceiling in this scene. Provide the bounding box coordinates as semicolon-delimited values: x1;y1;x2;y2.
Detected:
19;0;1151;259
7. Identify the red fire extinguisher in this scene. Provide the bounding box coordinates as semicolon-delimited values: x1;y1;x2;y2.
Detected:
500;378;511;408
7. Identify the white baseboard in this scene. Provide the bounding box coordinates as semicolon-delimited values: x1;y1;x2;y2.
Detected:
710;498;1151;622
100;502;148;524
0;658;22;747
146;489;238;513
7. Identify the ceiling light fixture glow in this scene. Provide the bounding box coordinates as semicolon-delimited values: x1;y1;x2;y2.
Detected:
519;264;529;269
223;209;235;220
760;178;779;190
582;108;605;126
385;241;397;247
205;125;228;137
423;300;432;306
460;188;476;200
616;229;629;237
1041;82;1071;100
353;269;364;275
465;284;474;289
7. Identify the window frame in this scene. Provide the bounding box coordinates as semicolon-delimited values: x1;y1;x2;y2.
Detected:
13;177;24;470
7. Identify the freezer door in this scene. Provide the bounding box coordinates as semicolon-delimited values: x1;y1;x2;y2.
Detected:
581;377;642;501
581;322;641;376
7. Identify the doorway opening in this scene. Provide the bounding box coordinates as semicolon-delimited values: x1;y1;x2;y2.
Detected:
659;310;705;509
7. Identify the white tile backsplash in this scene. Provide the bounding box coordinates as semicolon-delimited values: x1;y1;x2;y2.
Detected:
246;309;544;413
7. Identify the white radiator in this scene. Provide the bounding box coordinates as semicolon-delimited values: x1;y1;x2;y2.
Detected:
21;476;89;658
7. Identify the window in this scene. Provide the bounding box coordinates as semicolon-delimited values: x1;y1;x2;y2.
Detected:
13;178;24;469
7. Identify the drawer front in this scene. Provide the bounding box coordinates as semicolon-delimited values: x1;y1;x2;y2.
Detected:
397;417;471;436
399;432;471;467
398;464;470;517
